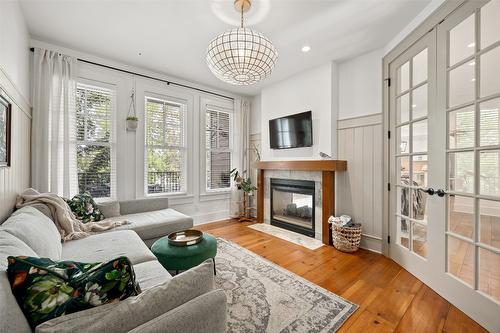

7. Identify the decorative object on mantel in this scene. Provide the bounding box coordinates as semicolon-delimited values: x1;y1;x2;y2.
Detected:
230;168;257;222
0;94;12;167
328;215;362;253
126;89;138;131
206;0;278;85
319;151;332;159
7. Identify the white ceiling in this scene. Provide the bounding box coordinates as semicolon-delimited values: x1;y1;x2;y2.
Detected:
19;0;431;96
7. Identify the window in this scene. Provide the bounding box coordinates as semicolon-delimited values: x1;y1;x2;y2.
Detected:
205;108;231;191
75;83;115;199
145;96;186;194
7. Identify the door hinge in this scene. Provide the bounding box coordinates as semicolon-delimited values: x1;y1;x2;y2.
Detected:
388;130;391;139
385;78;391;87
388;235;391;244
388;183;391;191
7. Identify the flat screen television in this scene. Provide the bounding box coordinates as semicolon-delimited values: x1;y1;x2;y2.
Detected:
269;111;313;149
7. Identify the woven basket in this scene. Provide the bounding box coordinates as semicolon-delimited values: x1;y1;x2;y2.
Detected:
331;223;362;253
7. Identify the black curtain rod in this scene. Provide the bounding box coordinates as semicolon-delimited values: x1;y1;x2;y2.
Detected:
29;47;234;101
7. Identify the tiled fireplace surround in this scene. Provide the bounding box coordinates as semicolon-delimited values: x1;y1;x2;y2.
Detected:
264;170;323;240
256;160;347;245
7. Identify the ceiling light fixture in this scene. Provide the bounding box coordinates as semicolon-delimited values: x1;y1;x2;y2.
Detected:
206;0;278;85
301;45;311;53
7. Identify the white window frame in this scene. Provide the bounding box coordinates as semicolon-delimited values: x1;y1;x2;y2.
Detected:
75;78;117;200
144;92;188;196
201;98;234;195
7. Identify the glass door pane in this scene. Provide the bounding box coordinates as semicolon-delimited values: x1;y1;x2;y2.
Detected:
445;4;500;301
394;46;430;259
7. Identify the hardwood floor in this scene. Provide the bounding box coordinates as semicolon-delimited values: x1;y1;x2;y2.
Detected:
198;220;489;333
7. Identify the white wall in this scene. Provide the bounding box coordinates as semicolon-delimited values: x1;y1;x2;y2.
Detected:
260;62;337;161
0;0;31;222
0;0;30;102
338;48;384;120
384;0;446;55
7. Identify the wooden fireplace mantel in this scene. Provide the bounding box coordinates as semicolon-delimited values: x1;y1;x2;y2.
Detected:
256;160;347;245
256;160;346;172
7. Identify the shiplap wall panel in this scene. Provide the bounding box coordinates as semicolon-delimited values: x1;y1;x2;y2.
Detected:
0;69;31;223
337;114;383;252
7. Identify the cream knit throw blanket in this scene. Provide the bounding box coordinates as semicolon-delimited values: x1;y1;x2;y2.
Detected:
16;188;129;241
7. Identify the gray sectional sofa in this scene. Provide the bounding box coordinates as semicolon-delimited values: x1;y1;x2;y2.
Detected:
0;197;227;333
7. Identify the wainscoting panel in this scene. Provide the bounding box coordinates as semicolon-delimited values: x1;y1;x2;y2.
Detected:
337;113;383;252
0;69;31;223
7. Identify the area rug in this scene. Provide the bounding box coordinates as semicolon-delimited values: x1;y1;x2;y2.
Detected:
248;223;324;250
215;238;357;333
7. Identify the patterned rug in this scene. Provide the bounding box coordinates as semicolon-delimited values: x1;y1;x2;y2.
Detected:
215;238;358;333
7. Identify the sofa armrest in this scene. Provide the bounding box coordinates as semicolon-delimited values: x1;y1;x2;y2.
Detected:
128;289;227;333
119;198;169;215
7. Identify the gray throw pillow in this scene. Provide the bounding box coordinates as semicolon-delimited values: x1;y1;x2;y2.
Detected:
96;201;121;219
35;260;216;333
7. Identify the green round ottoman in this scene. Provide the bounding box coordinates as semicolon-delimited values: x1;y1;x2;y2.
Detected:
151;232;217;275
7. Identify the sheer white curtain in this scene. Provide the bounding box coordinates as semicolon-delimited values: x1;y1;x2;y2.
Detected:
230;99;250;218
32;48;78;198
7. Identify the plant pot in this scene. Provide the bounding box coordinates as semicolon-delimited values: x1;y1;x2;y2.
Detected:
126;119;138;131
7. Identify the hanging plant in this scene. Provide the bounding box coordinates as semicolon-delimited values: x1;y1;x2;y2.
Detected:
126;89;138;131
126;116;138;130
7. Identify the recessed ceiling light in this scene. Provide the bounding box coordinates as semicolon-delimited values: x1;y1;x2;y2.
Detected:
469;61;475;66
467;42;475;48
301;45;311;53
471;78;476;82
412;104;417;108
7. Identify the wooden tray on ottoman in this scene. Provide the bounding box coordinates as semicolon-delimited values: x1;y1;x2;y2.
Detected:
167;230;203;247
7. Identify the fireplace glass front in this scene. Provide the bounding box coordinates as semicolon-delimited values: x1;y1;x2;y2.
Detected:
270;178;315;237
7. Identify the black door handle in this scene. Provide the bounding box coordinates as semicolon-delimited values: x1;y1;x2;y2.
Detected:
436;189;446;197
421;188;435;195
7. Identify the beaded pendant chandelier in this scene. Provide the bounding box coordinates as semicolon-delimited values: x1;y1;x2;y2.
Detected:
206;0;278;85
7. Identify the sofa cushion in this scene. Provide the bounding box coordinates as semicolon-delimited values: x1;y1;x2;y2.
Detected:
96;201;120;218
0;273;32;333
61;230;156;264
7;256;141;329
35;260;215;333
0;231;38;270
133;260;171;291
66;192;104;223
110;208;193;241
119;198;169;215
0;231;37;333
2;206;62;260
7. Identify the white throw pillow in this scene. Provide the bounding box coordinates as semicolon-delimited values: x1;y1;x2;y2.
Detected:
1;207;62;260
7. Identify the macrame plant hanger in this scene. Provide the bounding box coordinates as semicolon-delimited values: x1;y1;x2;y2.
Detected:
126;88;138;131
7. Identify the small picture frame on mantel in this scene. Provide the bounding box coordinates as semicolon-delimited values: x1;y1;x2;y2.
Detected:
0;94;12;167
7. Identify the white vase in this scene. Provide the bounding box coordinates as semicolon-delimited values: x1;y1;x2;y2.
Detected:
126;119;138;131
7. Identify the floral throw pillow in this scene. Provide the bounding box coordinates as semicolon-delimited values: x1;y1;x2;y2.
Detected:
7;256;141;329
66;192;105;223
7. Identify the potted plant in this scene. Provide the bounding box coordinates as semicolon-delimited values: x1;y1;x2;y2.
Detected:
126;116;138;131
230;168;257;222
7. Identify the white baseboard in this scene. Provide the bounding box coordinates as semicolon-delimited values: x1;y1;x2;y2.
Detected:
192;210;230;225
359;235;383;253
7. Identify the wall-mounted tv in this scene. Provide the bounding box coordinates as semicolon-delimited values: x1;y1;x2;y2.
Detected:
269;111;313;149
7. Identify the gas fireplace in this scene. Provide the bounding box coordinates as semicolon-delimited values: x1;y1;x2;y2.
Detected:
270;178;315;237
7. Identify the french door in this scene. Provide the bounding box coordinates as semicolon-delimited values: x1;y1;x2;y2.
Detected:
389;1;500;330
